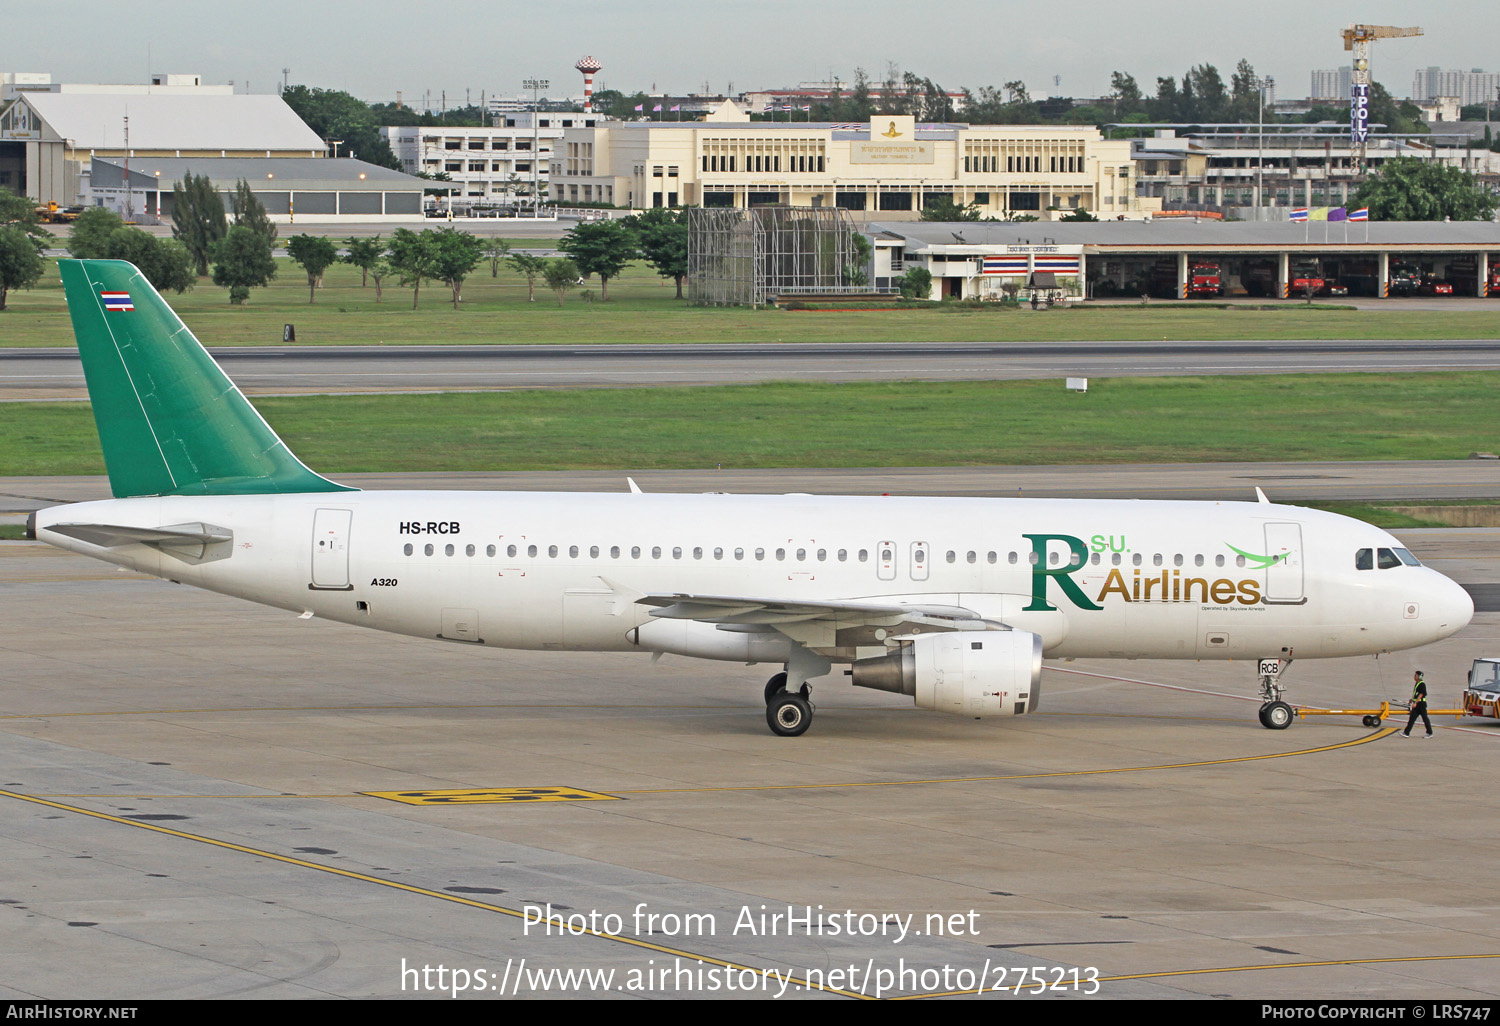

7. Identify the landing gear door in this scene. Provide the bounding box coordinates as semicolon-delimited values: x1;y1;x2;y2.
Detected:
311;508;353;590
1263;522;1304;604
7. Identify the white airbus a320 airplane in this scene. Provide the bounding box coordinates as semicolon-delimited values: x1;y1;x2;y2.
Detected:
29;260;1473;736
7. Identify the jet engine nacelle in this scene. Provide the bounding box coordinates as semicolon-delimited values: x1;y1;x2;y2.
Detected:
850;631;1043;717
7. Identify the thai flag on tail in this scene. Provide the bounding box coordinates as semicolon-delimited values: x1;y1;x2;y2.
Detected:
1289;208;1309;222
1348;207;1369;221
100;291;134;311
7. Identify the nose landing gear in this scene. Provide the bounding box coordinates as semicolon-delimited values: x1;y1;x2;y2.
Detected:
1257;656;1294;730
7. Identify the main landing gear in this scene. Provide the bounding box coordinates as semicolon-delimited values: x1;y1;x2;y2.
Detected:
764;671;815;737
1256;655;1294;730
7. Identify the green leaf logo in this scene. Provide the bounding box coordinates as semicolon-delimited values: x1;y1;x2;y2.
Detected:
1227;543;1284;568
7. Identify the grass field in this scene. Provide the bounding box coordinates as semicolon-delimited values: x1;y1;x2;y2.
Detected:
3;258;1498;347
4;372;1497;478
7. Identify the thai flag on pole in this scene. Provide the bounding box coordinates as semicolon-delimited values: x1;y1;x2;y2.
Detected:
100;291;134;311
670;104;680;112
633;104;643;112
1348;207;1369;221
1289;208;1309;222
652;104;662;112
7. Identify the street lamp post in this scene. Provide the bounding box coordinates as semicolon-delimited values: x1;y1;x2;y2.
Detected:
523;77;549;217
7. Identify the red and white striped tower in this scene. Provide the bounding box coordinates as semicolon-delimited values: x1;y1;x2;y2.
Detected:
575;56;602;113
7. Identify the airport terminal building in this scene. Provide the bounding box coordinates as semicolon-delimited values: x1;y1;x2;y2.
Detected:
559;106;1152;220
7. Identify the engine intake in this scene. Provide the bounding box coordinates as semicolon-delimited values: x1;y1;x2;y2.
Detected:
851;631;1043;717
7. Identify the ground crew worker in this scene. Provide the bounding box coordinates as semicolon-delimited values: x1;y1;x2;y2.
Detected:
1402;669;1432;738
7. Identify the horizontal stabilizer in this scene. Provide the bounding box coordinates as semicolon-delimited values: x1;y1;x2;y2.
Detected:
48;522;234;564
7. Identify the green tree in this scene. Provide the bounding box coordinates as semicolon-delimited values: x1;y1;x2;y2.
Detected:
104;227;194;293
211;224;276;304
0;186;51;245
1059;208;1099;222
542;257;580;307
342;235;385;286
280;85;401;169
557;218;636;300
626;208;688;298
171;173;227;276
0;225;45;310
388;227;441;309
898;265;932;300
369;258;393;303
231;180;278;247
1110;71;1144;118
508;251;547;302
67;206;126;258
1352;157;1497;221
286;234;340;302
483;237;511;277
427;227;485;308
920;196;984;221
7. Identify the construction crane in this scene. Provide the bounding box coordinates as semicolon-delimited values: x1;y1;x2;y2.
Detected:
1343;23;1423;169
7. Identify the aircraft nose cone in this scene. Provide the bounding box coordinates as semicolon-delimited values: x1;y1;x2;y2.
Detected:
1428;573;1474;639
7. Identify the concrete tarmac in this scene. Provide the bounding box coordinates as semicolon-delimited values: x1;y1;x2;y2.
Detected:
2;475;1499;999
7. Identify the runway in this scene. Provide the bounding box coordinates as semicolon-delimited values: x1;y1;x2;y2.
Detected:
3;455;1500;999
5;338;1500;399
1;530;1496;1000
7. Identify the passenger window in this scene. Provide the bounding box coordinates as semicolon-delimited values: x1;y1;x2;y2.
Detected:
528;544;537;557
571;545;580;558
776;548;786;561
445;544;455;556
756;548;766;560
1112;553;1122;566
1356;548;1373;570
1008;552;1018;564
1152;554;1162;567
672;546;682;559
858;549;868;562
1132;553;1142;566
1028;551;1040;565
486;544;495;557
693;547;702;559
1194;554;1204;567
880;547;892;562
631;546;641;559
1215;554;1225;567
987;551;996;564
507;544;518;557
714;547;723;560
1235;554;1246;568
967;551;977;564
425;543;434;556
1069;551;1082;566
1377;547;1401;569
466;544;476;557
611;546;621;558
837;549;847;561
946;550;957;563
1173;554;1183;567
795;548;805;561
652;546;661;559
816;548;826;561
735;548;745;560
403;543;413;556
590;545;600;558
549;545;558;557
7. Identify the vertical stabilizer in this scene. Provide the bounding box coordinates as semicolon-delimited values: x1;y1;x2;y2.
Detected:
59;259;352;497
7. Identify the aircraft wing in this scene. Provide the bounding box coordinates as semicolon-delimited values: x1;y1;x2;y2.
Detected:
639;592;991;628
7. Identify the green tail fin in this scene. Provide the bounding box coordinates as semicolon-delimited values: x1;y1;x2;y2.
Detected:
59;259;352;497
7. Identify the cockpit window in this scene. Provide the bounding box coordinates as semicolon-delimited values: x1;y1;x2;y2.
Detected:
1377;547;1402;569
1393;547;1421;567
1355;548;1373;570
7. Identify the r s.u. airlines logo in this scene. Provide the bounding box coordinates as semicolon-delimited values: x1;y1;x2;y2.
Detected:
1023;533;1280;612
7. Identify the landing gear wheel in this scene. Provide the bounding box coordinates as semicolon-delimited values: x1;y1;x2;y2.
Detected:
1261;700;1293;730
763;672;788;705
766;693;812;737
1362;714;1380;728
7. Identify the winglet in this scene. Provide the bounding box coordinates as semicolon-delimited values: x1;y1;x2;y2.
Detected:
627;477;643;494
1255;487;1270;504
